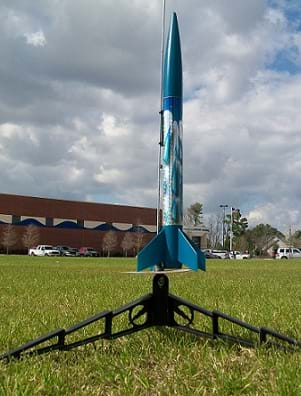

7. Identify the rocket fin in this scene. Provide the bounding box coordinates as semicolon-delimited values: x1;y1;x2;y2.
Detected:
178;229;206;271
137;227;206;272
137;229;166;271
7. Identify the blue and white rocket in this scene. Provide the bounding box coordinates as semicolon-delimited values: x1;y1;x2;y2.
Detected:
137;13;206;272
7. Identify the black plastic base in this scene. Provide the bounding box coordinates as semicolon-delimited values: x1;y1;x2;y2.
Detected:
1;274;300;361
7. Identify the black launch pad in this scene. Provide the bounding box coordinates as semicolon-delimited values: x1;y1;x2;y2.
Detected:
1;273;300;362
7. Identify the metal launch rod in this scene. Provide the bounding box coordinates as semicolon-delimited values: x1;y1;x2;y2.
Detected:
156;0;166;235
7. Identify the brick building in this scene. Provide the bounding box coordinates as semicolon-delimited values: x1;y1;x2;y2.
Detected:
0;193;156;255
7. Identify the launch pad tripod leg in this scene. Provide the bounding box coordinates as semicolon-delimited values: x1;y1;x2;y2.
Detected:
1;274;300;362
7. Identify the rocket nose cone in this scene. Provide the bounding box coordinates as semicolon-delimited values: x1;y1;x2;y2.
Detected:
171;12;178;28
163;12;182;99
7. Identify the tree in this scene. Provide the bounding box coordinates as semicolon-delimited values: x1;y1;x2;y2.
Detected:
224;208;248;250
133;219;146;254
288;229;301;248
292;230;301;240
184;202;203;227
206;213;222;248
102;230;118;257
134;229;145;254
233;209;248;235
225;208;248;238
234;234;249;252
245;224;284;256
22;225;40;252
121;232;134;257
1;224;18;254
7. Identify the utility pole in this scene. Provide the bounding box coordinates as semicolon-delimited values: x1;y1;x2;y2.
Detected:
230;207;234;252
288;225;292;248
219;204;228;248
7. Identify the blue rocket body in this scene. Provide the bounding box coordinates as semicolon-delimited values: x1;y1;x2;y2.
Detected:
137;13;206;272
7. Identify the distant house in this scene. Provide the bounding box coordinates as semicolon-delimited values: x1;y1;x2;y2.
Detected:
266;236;288;257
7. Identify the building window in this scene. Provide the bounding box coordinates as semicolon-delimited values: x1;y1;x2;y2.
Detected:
12;215;20;224
46;218;53;227
192;236;201;249
77;219;84;228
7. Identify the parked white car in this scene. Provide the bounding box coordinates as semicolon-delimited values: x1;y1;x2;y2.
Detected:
29;245;60;256
229;251;250;260
206;249;230;259
275;247;301;259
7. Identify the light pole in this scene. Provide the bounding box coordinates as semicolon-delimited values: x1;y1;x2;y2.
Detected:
219;204;228;248
230;207;233;252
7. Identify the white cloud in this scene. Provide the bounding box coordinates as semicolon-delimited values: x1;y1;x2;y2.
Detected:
0;1;301;231
94;167;122;184
98;114;129;138
248;202;300;232
24;30;46;47
0;123;39;144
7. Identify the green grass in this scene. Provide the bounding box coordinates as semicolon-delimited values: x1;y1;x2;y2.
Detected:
0;256;300;395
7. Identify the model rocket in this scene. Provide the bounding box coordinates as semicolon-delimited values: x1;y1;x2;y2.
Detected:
137;13;206;272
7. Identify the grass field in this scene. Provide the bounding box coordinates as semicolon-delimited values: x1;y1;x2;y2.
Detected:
0;256;300;395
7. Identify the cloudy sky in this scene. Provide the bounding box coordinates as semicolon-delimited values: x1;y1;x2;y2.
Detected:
1;0;301;232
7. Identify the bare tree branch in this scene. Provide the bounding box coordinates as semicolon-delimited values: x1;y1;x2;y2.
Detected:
121;232;134;257
22;225;40;252
102;231;118;257
1;225;18;254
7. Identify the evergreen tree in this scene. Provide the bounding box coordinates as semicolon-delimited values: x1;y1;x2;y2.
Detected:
184;202;203;227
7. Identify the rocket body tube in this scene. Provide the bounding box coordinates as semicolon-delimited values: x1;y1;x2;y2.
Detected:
162;13;183;228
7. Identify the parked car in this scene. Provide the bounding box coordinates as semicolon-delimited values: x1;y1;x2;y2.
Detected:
229;251;250;260
29;245;60;256
54;246;80;256
206;249;230;259
204;251;221;259
70;248;80;256
79;247;99;257
275;247;301;259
